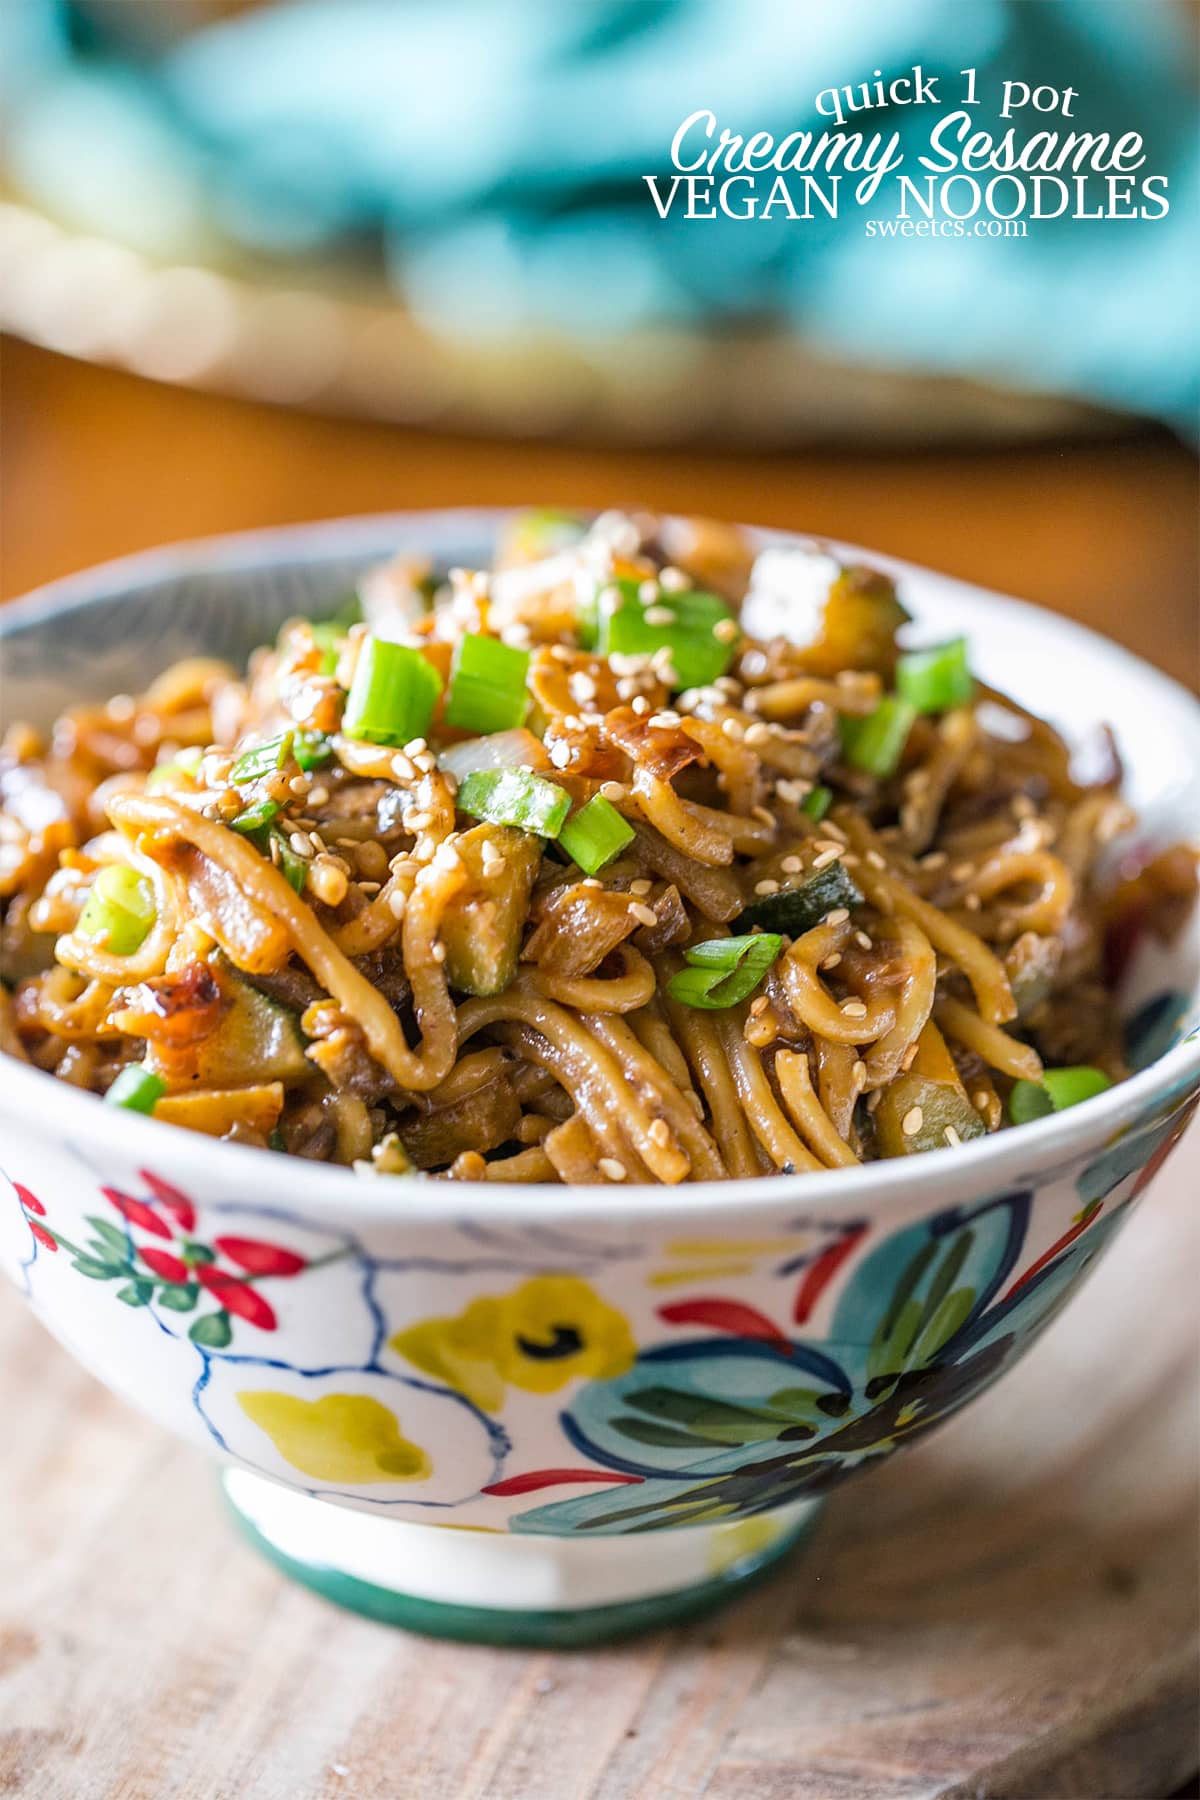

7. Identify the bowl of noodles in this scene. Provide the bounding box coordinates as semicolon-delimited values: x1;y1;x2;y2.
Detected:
2;508;1198;1644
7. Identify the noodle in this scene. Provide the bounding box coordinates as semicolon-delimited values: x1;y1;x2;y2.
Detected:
3;508;1192;1180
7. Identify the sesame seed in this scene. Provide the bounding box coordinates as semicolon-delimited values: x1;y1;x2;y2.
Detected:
388;889;408;920
854;930;873;950
920;851;948;870
581;877;602;890
307;785;330;808
412;752;436;774
648;1118;671;1147
713;617;739;643
749;995;769;1017
775;779;809;805
754;878;780;896
405;810;432;832
648;709;682;729
571;673;597;702
820;952;842;971
865;850;888;870
288;832;313;859
288;774;309;795
433;842;461;871
781;855;802;875
644;606;676;627
812;848;842;871
639;580;660;604
404;738;427;757
950;861;975;882
852;1059;867;1088
599;1157;627;1182
743;722;771;746
841;998;868;1019
600;781;627;802
902;1106;924;1137
752;805;775;826
629;901;658;928
721;717;745;742
658;566;690;593
824;907;850;926
972;1090;990;1111
549;741;572;769
964;893;982;912
943;1125;962;1148
631;696;651;716
630;878;652;896
358;881;381;895
431;941;446;964
391;753;416;782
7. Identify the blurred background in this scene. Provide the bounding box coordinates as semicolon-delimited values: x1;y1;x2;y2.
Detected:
1;0;1197;686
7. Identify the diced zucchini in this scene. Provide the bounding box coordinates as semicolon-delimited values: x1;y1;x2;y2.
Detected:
737;862;863;935
872;1072;986;1158
147;971;309;1088
806;566;910;677
440;825;541;996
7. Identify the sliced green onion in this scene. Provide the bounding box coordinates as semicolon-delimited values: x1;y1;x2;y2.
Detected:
105;1064;166;1114
342;637;442;746
802;785;833;823
583;577;740;691
148;747;202;790
668;934;784;1010
444;633;530;735
292;729;332;771
269;827;308;894
558;795;635;876
230;798;280;833
231;730;331;784
77;865;157;956
896;638;973;714
1009;1066;1112;1125
231;734;293;783
838;695;917;777
457;769;571;839
509;507;588;557
737;862;863;935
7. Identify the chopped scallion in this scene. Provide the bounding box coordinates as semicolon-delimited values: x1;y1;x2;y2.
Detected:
667;934;784;1010
231;798;280;833
457;768;571;839
105;1064;166;1114
270;827;308;894
896;638;973;714
583;577;740;691
838;695;917;777
77;865;157;956
342;637;442;746
1009;1066;1112;1124
231;733;294;783
802;785;833;823
444;633;530;734
558;795;635;876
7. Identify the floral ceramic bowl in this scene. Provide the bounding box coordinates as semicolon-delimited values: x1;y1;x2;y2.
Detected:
3;513;1198;1645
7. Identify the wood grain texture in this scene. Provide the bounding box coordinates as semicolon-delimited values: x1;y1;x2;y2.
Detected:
1;338;1197;691
1;1140;1196;1800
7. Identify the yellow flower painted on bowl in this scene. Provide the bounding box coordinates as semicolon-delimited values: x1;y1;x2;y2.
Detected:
390;1275;636;1412
236;1391;431;1484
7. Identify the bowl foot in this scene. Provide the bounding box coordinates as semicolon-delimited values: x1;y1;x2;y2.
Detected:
222;1469;822;1646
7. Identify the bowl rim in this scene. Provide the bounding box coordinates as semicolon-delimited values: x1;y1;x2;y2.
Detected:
2;508;1198;1225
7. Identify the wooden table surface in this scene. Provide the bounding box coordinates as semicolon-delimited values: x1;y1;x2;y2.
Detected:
1;1142;1195;1800
1;339;1198;1798
1;338;1197;692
